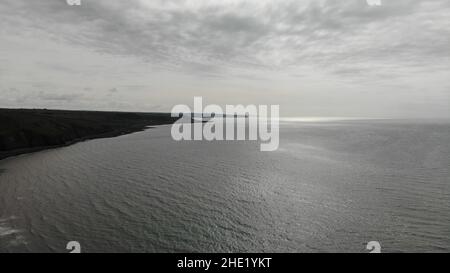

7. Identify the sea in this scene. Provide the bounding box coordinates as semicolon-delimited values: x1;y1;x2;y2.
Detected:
0;119;449;253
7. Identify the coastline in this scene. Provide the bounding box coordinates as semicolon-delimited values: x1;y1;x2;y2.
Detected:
0;108;179;161
0;125;151;161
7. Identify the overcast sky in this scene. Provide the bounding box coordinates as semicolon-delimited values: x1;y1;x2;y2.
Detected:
0;0;449;118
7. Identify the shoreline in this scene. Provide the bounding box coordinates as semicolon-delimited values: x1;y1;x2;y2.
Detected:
0;109;179;162
0;125;155;161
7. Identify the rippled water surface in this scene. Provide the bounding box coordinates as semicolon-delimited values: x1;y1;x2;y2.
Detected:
0;120;449;252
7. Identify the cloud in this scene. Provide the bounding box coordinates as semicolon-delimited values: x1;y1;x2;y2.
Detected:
0;0;449;117
37;91;83;102
2;0;448;73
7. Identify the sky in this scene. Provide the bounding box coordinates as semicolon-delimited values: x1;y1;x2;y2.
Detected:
0;0;449;118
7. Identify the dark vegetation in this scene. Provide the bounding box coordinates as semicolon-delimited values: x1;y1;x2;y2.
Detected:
0;108;178;160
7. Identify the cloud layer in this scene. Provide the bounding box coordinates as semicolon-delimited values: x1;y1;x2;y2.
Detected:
1;0;449;117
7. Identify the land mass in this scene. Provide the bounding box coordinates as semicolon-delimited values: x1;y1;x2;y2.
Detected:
0;108;179;160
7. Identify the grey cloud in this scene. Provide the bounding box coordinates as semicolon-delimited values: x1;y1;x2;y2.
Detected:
0;0;449;117
1;0;448;75
37;91;83;102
